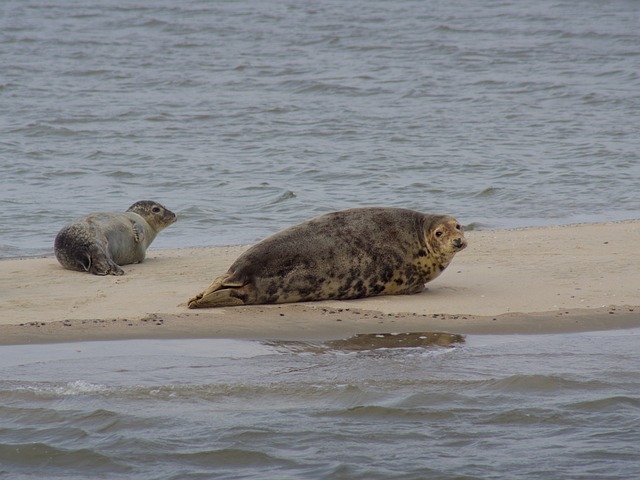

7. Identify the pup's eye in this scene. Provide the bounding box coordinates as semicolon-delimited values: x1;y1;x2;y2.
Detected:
152;207;161;213
456;224;461;230
435;231;443;237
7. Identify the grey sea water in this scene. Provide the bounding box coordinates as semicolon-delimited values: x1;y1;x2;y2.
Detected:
1;0;639;258
1;330;639;480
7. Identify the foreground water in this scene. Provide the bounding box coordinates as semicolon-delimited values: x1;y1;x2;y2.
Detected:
1;329;639;479
2;0;640;258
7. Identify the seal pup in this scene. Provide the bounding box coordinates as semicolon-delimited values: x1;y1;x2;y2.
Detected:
54;200;177;275
188;207;466;308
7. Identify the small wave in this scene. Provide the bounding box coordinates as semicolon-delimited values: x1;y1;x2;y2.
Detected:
107;170;137;178
162;448;294;469
270;190;297;204
64;380;110;395
568;395;640;412
486;408;575;426
319;404;457;422
19;380;110;397
62;69;112;77
482;375;607;394
281;79;370;96
474;187;499;197
10;123;80;138
0;442;129;472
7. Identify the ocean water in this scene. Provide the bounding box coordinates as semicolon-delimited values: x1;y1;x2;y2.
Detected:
0;330;639;480
1;0;640;258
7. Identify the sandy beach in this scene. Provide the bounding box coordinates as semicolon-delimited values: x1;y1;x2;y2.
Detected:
1;221;638;345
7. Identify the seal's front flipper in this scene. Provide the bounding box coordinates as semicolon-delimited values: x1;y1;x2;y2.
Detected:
132;222;145;243
187;274;247;308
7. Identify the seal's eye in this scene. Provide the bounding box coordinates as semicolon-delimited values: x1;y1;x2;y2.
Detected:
435;231;443;237
456;224;461;230
152;206;161;214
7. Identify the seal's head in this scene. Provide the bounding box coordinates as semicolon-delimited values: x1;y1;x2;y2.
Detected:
425;215;467;259
127;200;177;232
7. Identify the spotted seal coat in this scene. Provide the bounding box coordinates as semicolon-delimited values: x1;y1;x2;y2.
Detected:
187;207;466;308
54;200;177;275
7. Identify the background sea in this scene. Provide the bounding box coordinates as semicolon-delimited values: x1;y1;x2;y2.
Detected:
1;0;639;258
2;1;640;479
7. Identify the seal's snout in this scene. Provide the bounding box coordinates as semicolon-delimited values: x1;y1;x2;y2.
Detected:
453;237;467;249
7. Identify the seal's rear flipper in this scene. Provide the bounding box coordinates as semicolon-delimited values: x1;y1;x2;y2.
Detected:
86;242;125;276
89;257;125;276
187;289;246;308
78;252;92;272
187;274;247;308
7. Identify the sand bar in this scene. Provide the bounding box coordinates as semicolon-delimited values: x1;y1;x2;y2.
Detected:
1;221;638;345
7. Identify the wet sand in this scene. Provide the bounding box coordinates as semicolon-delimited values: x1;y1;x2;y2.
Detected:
1;221;639;345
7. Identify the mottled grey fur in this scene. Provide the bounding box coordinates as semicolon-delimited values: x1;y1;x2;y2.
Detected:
188;207;466;308
54;200;177;275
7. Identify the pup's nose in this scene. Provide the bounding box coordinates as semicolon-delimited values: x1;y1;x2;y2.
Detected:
453;237;465;249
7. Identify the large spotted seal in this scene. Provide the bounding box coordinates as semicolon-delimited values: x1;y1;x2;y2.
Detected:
188;207;466;308
54;200;177;275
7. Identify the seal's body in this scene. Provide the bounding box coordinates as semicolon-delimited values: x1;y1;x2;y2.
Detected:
188;207;466;308
54;200;177;275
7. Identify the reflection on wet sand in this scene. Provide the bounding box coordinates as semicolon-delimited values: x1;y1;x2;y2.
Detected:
266;331;465;353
